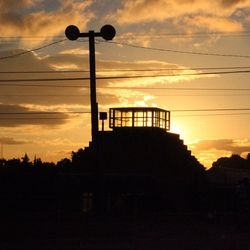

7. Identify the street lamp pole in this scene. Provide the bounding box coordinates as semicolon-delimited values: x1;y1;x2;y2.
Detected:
65;24;116;145
88;31;98;144
65;25;116;214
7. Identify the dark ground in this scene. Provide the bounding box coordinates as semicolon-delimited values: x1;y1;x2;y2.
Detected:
1;212;250;250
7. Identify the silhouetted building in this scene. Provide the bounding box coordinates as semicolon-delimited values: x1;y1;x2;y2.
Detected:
74;107;205;213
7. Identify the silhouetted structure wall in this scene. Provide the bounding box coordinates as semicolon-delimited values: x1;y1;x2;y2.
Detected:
76;107;205;214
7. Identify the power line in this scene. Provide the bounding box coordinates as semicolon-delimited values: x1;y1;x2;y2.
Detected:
0;109;249;115
2;69;250;82
0;94;90;96
0;39;67;60
0;70;89;74
127;32;250;38
171;108;250;112
1;36;250;62
0;113;249;119
1;93;250;97
103;69;250;77
0;36;65;39
0;83;86;88
155;93;250;96
0;78;89;82
173;112;250;117
0;94;92;97
2;30;250;40
0;111;249;120
100;86;250;91
1;83;250;91
0;110;249;121
2;66;250;74
0;117;76;120
0;111;90;115
102;40;250;59
129;30;250;36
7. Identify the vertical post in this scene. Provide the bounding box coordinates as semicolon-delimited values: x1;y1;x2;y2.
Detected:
89;31;98;145
88;31;101;214
65;24;115;144
168;110;171;131
65;24;116;215
102;120;104;131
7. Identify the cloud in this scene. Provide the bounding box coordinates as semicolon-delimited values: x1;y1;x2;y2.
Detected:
42;53;89;70
34;138;83;147
190;138;250;168
0;0;39;9
116;32;153;47
0;137;28;145
0;48;213;108
0;49;120;106
45;149;72;161
104;60;214;89
0;104;69;127
112;0;248;32
192;138;250;155
184;15;243;32
59;48;90;56
0;0;94;46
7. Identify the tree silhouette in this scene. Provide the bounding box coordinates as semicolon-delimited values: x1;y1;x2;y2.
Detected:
21;153;32;168
57;158;71;170
247;153;250;163
33;156;43;168
211;154;248;170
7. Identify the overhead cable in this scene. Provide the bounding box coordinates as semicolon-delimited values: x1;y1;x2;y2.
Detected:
0;39;67;60
102;40;250;59
171;108;250;112
2;66;250;74
2;69;250;82
1;108;250;115
1;93;250;97
1;83;250;91
2;30;250;40
0;111;90;115
173;112;250;117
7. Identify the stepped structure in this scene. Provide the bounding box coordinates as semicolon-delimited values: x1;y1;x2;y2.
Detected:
73;107;205;213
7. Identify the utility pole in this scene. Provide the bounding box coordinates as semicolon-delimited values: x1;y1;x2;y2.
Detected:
65;24;116;214
65;24;116;146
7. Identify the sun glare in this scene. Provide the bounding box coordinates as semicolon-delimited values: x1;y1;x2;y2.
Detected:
170;124;184;137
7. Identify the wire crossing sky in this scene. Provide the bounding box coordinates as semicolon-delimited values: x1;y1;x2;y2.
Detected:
102;40;250;59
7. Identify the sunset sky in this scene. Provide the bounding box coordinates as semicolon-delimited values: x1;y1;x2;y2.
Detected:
1;0;250;168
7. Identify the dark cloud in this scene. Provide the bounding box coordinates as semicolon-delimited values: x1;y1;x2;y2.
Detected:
44;53;182;73
0;0;93;44
0;50;120;106
0;49;52;70
0;49;190;107
113;0;246;32
0;137;28;145
43;54;89;69
221;0;245;7
0;104;69;127
192;139;250;155
0;0;37;9
0;92;118;106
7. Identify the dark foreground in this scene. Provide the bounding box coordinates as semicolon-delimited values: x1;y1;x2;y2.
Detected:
1;212;250;250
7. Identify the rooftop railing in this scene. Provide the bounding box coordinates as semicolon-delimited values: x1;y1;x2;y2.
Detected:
109;107;170;131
